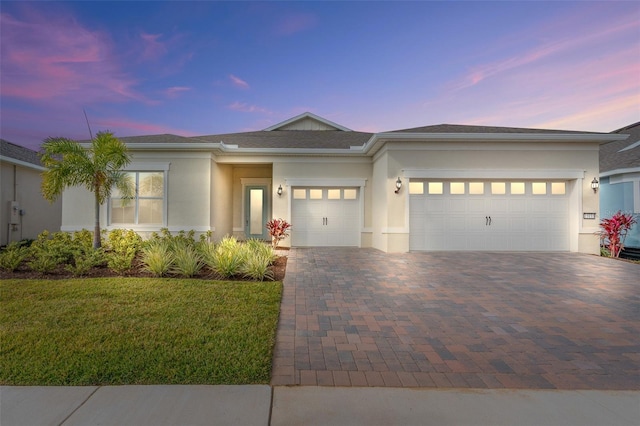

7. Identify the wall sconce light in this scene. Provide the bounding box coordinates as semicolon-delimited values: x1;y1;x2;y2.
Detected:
277;185;283;197
394;177;402;194
591;177;599;193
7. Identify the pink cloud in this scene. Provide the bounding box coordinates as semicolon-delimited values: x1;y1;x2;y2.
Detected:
227;101;270;114
139;32;168;61
0;10;145;104
163;86;191;99
275;13;317;36
93;117;200;137
229;74;250;89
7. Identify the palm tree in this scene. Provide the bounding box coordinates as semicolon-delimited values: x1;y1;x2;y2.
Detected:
40;131;133;249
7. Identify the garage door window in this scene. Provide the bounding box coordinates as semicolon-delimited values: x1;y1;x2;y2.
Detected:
532;182;547;195
409;182;424;194
344;189;358;199
469;182;484;195
310;189;323;199
293;189;306;199
450;182;465;194
328;189;341;199
552;182;566;195
491;182;506;194
428;182;443;194
510;182;525;195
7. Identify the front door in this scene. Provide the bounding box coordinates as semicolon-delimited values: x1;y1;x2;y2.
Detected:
245;186;269;240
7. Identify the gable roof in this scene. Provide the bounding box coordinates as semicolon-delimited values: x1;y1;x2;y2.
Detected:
600;122;640;175
0;139;44;168
194;130;372;149
264;112;352;131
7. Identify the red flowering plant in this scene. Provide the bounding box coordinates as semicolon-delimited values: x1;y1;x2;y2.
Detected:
598;211;637;258
266;218;292;249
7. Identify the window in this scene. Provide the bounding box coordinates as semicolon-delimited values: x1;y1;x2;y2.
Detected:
328;189;341;200
469;182;484;195
428;182;443;194
409;182;424;195
309;189;323;199
551;182;566;195
532;182;547;195
450;182;465;195
491;182;506;195
111;171;165;225
343;189;357;199
293;189;306;199
510;182;525;195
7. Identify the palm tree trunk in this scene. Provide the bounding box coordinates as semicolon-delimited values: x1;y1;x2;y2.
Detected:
93;193;101;249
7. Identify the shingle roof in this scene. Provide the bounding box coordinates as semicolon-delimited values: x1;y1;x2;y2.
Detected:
193;130;373;149
600;122;640;173
0;139;42;166
388;123;600;134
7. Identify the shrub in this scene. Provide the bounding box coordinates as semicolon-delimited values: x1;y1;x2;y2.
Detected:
0;242;30;272
65;248;105;277
105;229;142;274
141;240;173;277
266;218;291;249
598;211;637;258
242;252;274;281
171;245;204;278
203;236;245;278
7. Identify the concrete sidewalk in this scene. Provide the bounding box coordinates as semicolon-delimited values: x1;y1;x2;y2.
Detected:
2;386;638;426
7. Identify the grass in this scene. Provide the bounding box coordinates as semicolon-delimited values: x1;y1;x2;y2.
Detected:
0;278;282;385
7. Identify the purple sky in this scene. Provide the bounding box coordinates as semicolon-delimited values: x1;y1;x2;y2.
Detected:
1;1;639;151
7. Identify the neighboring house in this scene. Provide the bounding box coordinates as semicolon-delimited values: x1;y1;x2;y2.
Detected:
0;139;62;245
60;112;625;254
600;122;640;249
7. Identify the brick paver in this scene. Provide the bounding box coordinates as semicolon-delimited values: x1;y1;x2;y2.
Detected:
270;248;640;389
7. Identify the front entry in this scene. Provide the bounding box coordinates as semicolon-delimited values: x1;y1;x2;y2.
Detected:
245;186;269;240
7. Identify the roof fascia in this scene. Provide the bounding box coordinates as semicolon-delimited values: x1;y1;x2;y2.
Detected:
0;155;45;171
263;112;352;131
361;132;628;156
600;167;640;178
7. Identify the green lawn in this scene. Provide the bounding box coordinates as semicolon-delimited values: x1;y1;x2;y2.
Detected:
0;278;282;385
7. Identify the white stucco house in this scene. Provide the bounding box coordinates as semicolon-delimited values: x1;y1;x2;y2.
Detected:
60;112;626;254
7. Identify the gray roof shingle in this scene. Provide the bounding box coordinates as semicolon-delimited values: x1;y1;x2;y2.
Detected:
0;139;42;166
600;122;640;173
388;123;600;134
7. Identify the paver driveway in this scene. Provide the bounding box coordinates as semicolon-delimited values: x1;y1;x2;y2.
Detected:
271;248;640;389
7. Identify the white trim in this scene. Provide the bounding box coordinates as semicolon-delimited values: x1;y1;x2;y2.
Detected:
403;169;585;180
285;178;367;187
600;167;640;178
382;227;409;234
124;162;170;172
0;156;45;171
619;140;640;152
240;178;272;235
264;112;352;132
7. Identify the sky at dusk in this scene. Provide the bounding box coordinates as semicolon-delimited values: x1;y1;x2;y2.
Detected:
1;1;639;151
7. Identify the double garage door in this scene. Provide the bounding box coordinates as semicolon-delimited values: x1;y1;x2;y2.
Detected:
291;187;360;246
410;180;570;251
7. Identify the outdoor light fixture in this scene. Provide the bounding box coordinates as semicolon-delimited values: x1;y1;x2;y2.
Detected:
394;177;402;194
591;177;599;193
277;185;283;196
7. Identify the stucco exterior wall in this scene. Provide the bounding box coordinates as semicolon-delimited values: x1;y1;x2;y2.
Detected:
600;177;640;248
211;161;233;242
1;160;62;244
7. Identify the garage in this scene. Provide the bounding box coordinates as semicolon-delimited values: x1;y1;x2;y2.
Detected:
291;187;360;247
409;180;570;251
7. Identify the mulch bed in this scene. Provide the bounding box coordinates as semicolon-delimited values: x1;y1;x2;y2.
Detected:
0;254;288;281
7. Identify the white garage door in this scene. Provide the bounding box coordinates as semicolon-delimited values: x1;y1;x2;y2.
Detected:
410;181;569;251
291;187;360;247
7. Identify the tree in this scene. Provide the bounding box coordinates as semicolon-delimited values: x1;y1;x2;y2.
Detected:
40;131;133;249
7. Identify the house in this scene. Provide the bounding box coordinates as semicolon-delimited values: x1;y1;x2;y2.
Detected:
599;122;640;249
1;139;62;245
60;112;625;254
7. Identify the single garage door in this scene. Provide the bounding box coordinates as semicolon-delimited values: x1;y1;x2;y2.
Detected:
291;187;360;247
410;180;569;251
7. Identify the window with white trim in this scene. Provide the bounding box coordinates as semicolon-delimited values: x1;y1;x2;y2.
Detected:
110;171;165;225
